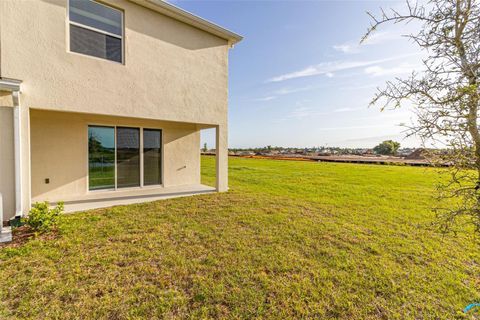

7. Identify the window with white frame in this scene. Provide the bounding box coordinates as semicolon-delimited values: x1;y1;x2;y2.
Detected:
68;0;124;63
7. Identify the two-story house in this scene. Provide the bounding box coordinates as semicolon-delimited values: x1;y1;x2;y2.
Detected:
0;0;242;224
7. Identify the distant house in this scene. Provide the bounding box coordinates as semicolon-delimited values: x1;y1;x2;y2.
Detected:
397;148;415;157
239;151;256;156
0;0;242;222
266;150;280;155
405;149;426;160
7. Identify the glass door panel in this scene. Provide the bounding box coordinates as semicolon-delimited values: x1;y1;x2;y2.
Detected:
116;127;140;188
88;126;115;190
143;129;162;186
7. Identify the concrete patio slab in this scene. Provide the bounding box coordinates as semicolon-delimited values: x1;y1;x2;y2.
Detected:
56;184;216;213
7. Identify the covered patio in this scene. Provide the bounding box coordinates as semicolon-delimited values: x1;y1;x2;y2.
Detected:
28;109;227;214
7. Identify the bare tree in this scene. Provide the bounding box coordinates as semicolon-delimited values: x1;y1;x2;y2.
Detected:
363;0;480;235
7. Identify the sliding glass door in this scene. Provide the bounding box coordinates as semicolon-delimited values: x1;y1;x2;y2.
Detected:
88;126;162;190
116;127;140;188
88;126;115;190
143;129;162;185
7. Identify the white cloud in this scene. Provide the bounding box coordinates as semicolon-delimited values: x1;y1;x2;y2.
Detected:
268;61;373;82
255;96;277;101
289;106;316;120
257;86;318;103
316;124;394;131
342;83;379;91
364;63;418;77
363;31;400;45
343;134;405;143
269;66;318;82
334;106;365;113
275;104;368;123
333;31;400;54
273;86;312;95
267;53;418;82
325;72;335;78
333;43;358;54
274;101;328;122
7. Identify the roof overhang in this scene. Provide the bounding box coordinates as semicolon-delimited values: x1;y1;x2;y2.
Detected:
128;0;243;46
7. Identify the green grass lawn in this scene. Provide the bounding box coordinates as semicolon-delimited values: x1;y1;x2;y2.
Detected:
1;156;479;319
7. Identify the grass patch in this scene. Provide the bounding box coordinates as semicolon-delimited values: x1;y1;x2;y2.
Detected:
0;156;479;319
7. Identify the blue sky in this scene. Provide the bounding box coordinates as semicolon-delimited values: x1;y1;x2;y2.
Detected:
172;1;424;149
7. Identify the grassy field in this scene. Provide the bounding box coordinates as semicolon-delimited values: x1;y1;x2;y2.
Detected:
0;156;479;319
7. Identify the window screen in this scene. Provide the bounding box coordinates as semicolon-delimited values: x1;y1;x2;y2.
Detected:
69;0;123;63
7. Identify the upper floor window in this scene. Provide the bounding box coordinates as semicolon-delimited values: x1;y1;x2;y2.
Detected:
68;0;123;63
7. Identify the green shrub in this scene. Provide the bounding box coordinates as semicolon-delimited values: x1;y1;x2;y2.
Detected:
23;201;64;233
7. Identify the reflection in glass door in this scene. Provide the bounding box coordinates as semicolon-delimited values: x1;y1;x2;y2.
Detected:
88;126;115;190
116;127;140;188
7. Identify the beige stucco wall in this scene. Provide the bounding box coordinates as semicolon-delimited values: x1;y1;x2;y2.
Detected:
0;0;229;127
0;105;15;220
30;109;201;203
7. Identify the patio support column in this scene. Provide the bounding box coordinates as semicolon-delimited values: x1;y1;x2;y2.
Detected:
215;124;228;192
0;78;28;217
12;92;23;216
16;95;31;216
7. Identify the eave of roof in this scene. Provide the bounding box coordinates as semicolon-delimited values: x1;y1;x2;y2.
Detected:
128;0;243;46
